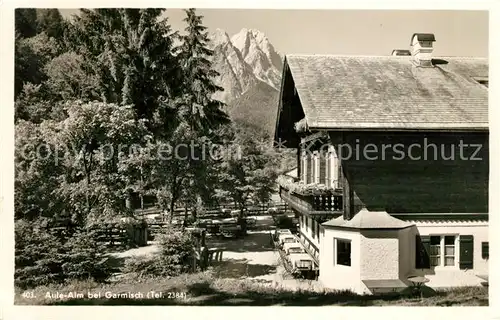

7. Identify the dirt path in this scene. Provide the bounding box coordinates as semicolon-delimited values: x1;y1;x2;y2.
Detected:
207;230;324;291
108;216;322;291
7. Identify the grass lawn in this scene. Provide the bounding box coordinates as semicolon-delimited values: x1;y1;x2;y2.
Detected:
14;271;488;306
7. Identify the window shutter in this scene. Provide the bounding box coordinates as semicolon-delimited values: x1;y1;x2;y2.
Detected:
482;242;489;259
319;152;327;185
416;235;431;269
326;152;331;187
337;164;343;189
331;153;338;188
300;157;305;182
459;235;474;269
306;155;312;184
312;154;317;183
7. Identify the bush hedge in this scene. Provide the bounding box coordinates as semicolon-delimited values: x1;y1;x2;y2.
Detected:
15;219;114;289
124;226;197;277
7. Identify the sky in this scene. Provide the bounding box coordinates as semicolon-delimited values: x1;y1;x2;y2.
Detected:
59;9;488;57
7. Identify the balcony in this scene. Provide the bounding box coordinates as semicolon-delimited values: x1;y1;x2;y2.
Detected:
278;176;343;216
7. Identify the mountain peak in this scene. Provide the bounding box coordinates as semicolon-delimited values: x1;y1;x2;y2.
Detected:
208;28;231;48
209;27;282;136
229;28;282;89
231;28;269;49
210;27;282;103
238;28;267;37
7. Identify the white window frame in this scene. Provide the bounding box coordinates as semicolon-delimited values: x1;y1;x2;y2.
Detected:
427;234;460;269
443;235;457;267
313;151;319;183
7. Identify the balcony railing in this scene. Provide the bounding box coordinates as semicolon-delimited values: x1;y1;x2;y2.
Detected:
277;175;341;196
278;174;343;216
280;187;343;214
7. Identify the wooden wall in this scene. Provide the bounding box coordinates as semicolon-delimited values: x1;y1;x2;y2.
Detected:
328;131;489;213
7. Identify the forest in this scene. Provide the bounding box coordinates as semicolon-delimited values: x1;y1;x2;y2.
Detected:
14;8;291;288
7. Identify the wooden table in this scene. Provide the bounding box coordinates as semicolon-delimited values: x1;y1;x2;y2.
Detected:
407;276;430;299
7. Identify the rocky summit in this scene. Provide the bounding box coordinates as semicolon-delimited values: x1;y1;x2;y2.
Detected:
209;28;283;137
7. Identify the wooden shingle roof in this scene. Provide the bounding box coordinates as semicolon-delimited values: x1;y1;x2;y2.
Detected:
285;55;488;131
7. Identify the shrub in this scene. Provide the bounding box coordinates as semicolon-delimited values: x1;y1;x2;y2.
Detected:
15;219;114;289
15;220;66;288
273;215;295;229
123;256;166;277
124;227;197;277
61;229;114;282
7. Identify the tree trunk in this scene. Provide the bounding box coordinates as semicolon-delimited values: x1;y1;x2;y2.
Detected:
238;205;247;236
82;152;93;226
183;205;188;227
169;169;181;224
169;196;175;224
192;195;201;221
140;162;144;213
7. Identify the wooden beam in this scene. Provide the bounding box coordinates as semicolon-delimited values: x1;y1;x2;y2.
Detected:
342;167;354;220
300;131;329;145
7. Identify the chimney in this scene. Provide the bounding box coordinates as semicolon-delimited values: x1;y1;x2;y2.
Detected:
391;49;411;56
410;33;436;67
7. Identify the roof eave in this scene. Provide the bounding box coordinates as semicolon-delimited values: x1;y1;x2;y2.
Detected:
322;224;414;230
309;125;489;132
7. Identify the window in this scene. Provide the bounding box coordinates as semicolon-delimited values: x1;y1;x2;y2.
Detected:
311;220;321;240
420;41;433;48
478;80;489;88
319;151;327;185
336;239;351;266
305;216;309;230
416;235;458;268
444;236;456;266
430;236;441;267
482;242;489;259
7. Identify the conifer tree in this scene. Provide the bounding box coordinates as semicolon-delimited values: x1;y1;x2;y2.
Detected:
173;9;231;224
67;9;181;134
175;8;230;135
36;9;66;40
15;9;38;38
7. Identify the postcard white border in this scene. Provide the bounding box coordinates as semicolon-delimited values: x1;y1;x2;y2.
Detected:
1;0;499;319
